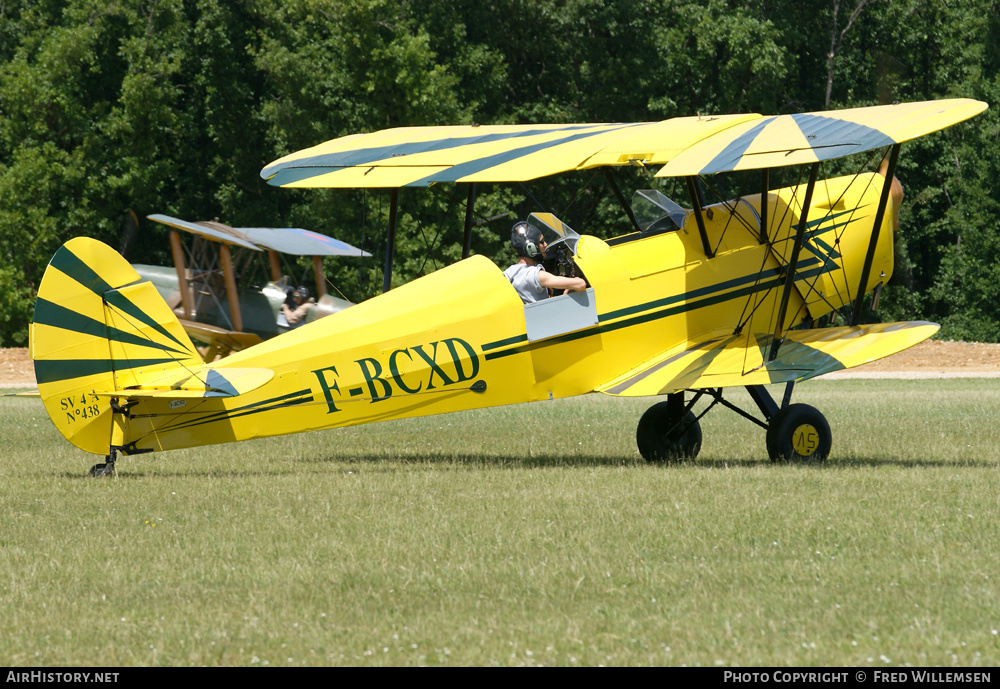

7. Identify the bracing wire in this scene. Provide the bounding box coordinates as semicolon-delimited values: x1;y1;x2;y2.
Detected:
778;153;884;328
100;291;220;444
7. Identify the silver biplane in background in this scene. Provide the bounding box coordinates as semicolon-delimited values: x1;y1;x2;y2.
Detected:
133;214;371;360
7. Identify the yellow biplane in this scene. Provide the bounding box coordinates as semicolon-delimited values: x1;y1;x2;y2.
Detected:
28;99;987;475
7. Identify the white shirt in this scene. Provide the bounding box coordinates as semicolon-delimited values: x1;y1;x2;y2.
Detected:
503;263;548;304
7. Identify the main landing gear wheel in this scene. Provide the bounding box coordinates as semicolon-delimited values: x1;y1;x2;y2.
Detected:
636;401;702;462
765;404;831;462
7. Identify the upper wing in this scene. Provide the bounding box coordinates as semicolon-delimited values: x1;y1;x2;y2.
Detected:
148;214;370;257
656;99;988;176
260;115;761;188
237;227;372;257
597;321;939;396
261;99;986;188
148;214;261;250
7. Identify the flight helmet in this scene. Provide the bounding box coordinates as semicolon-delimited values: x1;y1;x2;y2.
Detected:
510;221;544;261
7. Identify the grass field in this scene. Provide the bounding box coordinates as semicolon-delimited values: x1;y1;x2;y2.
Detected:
1;379;998;666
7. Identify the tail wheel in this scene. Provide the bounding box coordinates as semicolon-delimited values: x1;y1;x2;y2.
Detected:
636;401;702;462
766;404;831;462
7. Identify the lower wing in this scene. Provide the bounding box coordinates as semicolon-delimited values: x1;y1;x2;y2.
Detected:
597;321;939;396
180;319;264;361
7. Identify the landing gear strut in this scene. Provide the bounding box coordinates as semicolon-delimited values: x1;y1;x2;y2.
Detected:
636;392;702;461
634;383;832;463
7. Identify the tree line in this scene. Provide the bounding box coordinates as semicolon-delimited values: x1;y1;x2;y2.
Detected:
1;0;997;345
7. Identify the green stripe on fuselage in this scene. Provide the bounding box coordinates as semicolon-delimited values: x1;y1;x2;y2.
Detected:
150;389;315;434
482;264;828;361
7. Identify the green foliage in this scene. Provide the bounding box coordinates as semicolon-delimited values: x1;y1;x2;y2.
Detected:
0;0;998;344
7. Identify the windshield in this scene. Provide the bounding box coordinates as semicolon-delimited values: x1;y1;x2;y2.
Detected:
631;189;688;233
527;212;581;255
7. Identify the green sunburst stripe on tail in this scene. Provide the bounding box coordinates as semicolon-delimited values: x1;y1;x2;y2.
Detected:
33;297;106;338
49;245;117;295
33;298;191;357
50;244;193;355
102;289;193;353
34;357;187;385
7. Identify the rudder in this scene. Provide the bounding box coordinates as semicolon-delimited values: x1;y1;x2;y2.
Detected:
31;237;203;455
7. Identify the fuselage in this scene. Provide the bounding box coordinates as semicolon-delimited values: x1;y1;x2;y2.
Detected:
117;172;896;454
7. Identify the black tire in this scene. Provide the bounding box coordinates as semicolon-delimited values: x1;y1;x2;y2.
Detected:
766;404;831;462
636;401;702;462
89;456;116;477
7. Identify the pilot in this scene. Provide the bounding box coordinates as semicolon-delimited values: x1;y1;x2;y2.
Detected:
503;220;586;304
281;286;315;326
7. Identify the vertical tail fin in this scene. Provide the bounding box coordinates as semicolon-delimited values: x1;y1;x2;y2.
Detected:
31;237;202;455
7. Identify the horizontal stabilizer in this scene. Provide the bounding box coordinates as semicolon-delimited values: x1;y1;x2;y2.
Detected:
598;321;939;396
93;366;274;399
